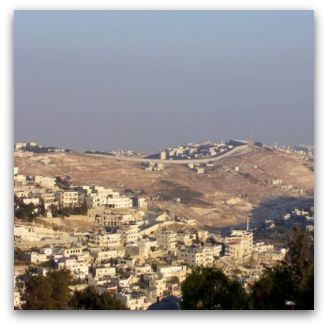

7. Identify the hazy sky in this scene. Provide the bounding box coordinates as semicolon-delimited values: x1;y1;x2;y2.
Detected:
14;10;314;152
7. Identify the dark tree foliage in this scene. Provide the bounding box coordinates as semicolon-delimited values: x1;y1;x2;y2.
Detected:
22;269;72;310
181;268;248;310
39;199;46;216
55;176;71;190
71;287;126;310
297;269;314;310
22;274;53;310
14;247;30;265
14;196;40;221
250;265;297;310
22;271;126;310
50;202;88;218
250;228;314;310
49;204;60;217
284;227;314;288
49;270;73;309
181;229;314;310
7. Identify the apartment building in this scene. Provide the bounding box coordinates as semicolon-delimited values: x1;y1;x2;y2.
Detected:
57;191;80;208
137;238;158;259
155;229;177;251
63;247;84;257
30;252;48;264
224;230;253;261
57;257;89;280
177;244;221;267
119;224;140;244
94;265;116;281
85;186;113;207
89;232;122;249
176;231;196;246
116;291;151;310
34;175;56;188
157;265;188;283
94;248;125;263
106;195;133;209
40;191;58;210
95;208;144;228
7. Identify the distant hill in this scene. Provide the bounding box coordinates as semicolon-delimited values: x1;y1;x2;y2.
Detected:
14;144;314;228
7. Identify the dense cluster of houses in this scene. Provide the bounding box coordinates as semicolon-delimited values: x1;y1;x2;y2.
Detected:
159;141;235;160
273;144;314;158
14;166;287;310
14;192;286;310
14;167;146;219
14;141;70;153
264;206;314;232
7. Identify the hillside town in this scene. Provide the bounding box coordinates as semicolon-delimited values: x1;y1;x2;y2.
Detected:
154;139;258;160
15;141;72;154
157;140;235;160
10;9;316;315
14;162;304;310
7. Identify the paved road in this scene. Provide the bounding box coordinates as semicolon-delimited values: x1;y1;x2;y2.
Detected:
86;145;249;165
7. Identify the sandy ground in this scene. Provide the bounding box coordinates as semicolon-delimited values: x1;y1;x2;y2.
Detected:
34;215;97;232
14;145;314;228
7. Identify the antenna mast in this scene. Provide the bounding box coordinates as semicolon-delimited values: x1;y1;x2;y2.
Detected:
246;217;250;231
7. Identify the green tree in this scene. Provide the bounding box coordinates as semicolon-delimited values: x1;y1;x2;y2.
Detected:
250;265;296;310
181;267;248;310
284;227;314;288
48;270;73;309
39;199;46;216
49;204;59;217
14;196;39;221
55;176;71;190
297;268;314;310
78;199;88;215
71;286;126;310
250;228;314;310
22;269;72;310
22;274;53;309
14;247;29;265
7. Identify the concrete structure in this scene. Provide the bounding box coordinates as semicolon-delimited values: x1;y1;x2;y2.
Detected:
116;291;150;310
160;150;167;160
34;176;56;188
57;191;80;208
89;232;122;249
106;195;133;209
156;229;177;251
57;257;89;280
177;244;221;267
224;230;253;261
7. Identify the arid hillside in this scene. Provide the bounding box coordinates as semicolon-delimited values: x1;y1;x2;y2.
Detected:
14;144;314;228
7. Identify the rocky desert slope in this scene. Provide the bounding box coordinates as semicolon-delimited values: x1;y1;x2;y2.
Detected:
14;144;314;228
